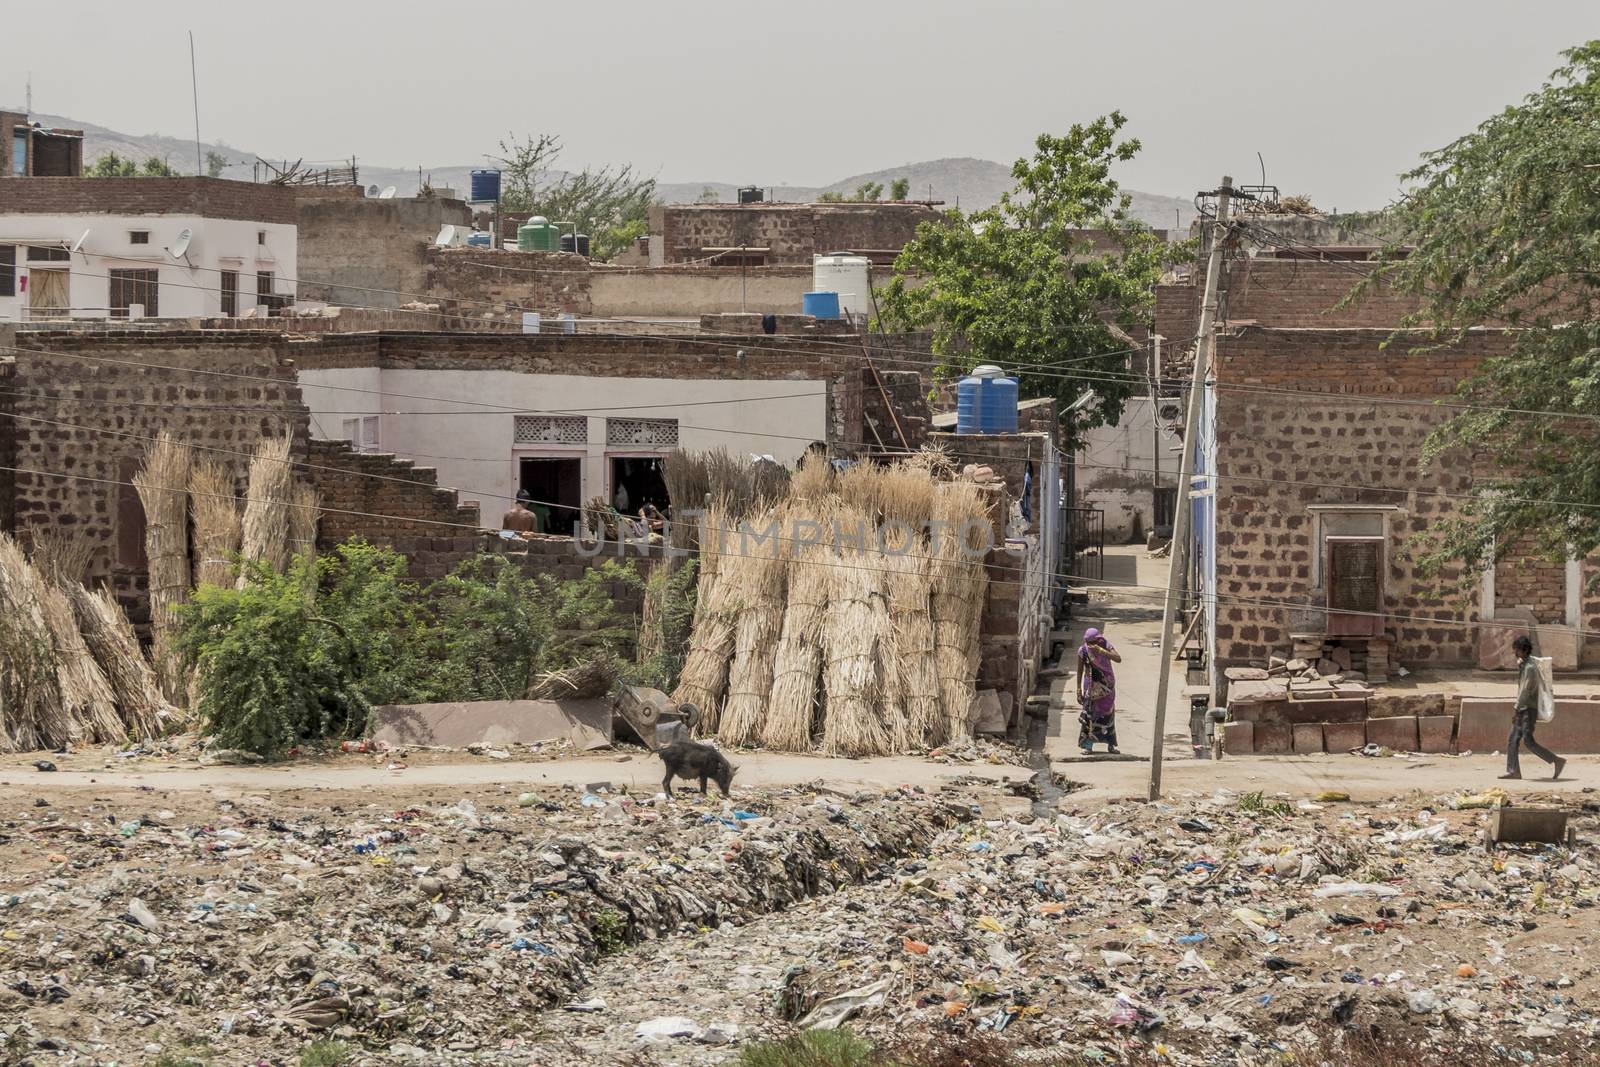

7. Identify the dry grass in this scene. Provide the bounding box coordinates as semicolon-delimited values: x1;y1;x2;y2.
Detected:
0;533;66;751
717;504;790;747
133;432;193;702
762;511;832;752
671;505;739;732
189;458;241;589
529;655;619;700
884;538;941;749
70;586;171;741
29;545;121;743
237;432;293;583
288;481;321;567
821;507;897;757
929;480;992;744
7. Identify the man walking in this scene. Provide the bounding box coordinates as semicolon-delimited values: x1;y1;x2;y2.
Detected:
1501;634;1566;781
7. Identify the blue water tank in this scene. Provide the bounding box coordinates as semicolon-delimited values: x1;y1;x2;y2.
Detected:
956;365;1020;434
466;231;493;248
803;290;841;319
469;169;502;202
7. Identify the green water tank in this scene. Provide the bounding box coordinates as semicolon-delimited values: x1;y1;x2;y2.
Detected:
517;215;560;252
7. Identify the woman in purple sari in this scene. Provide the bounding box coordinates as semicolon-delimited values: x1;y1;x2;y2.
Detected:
1075;627;1122;754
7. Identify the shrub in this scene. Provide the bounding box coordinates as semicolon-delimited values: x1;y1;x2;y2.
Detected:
299;1040;353;1067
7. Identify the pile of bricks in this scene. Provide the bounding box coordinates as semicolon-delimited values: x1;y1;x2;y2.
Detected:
1224;687;1454;757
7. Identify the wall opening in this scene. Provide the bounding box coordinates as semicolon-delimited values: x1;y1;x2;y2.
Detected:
609;455;669;515
519;456;582;536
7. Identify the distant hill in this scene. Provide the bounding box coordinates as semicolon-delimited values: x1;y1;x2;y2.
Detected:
12;112;1196;230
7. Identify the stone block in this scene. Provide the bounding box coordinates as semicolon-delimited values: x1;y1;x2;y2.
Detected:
1458;697;1600;753
1366;715;1418;752
1284;697;1366;724
1254;723;1293;755
1317;658;1340;676
1478;608;1537;671
1367;692;1446;719
1292;723;1324;754
1418;715;1455;754
1225;667;1269;681
1223;720;1254;755
1331;646;1353;671
1534;624;1581;672
1323;721;1367;752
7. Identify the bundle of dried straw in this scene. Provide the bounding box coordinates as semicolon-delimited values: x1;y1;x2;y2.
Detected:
134;432;193;702
288;482;321;567
30;548;122;744
670;506;737;732
929;480;993;744
716;504;790;747
761;525;831;752
189;458;241;589
237;432;294;584
70;585;171;741
820;506;899;757
0;534;66;751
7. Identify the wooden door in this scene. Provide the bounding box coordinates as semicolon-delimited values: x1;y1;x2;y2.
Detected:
27;268;68;316
1325;535;1384;636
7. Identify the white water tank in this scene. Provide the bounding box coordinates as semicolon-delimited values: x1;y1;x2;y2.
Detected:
812;253;873;319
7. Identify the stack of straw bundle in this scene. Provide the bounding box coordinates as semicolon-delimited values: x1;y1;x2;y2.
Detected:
929;480;992;744
237;432;294;584
69;586;170;741
820;506;900;757
134;433;193;703
29;547;122;744
715;503;790;747
288;482;321;567
761;522;831;751
189;458;241;589
0;534;67;751
670;505;738;732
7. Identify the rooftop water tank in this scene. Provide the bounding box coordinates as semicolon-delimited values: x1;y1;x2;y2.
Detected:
803;290;841;320
559;232;591;257
813;253;872;319
518;216;560;252
737;186;764;204
466;231;493;248
956;365;1019;434
469;169;502;203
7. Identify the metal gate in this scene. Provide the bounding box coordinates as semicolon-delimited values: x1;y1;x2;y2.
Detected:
1064;506;1105;583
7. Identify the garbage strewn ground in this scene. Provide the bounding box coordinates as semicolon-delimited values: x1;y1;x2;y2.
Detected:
3;763;1599;1065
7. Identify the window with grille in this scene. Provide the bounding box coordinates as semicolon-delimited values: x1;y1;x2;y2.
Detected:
514;415;587;446
606;417;679;448
0;246;13;298
220;270;238;317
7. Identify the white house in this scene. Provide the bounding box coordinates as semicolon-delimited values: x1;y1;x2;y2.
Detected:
0;177;296;322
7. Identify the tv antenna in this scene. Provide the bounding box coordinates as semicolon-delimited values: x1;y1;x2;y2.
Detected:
68;230;91;256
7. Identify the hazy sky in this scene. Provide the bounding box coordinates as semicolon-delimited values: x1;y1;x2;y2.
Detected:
8;1;1596;208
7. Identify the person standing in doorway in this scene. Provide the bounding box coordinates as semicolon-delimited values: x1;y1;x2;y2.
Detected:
1075;627;1122;755
1502;634;1565;781
502;491;540;536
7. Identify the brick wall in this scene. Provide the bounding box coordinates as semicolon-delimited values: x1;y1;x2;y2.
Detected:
1211;326;1525;669
423;248;594;318
655;202;942;265
484;532;663;619
0;177;296;224
308;438;479;580
1495;535;1567;624
1156;260;1425;345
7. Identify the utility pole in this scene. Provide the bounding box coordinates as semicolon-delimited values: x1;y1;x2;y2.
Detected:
1150;334;1163;534
1148;176;1233;801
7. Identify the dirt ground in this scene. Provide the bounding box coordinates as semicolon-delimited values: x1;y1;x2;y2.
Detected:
3;544;1597;1065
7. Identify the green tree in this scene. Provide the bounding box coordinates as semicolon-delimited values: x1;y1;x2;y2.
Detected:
817;190;845;203
205;150;228;178
695;186;721;204
1353;41;1600;573
889;177;911;201
853;181;884;202
494;133;658;261
86;152;180;177
877;113;1185;445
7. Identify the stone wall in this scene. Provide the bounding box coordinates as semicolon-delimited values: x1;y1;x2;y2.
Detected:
1205;326;1600;670
307;438;480;581
0;327;308;619
0;176;296;223
484;532;664;620
422;248;593;318
589;265;813;318
296;194;472;308
654;202;942;265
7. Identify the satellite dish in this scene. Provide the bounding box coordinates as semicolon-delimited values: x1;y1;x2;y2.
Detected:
378;186;397;199
434;224;457;247
69;229;91;254
168;227;193;260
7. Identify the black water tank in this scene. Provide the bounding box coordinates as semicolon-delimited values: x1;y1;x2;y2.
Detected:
737;186;764;204
559;233;592;257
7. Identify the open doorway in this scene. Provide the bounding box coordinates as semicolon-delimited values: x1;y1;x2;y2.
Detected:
519;456;582;536
609;456;669;516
